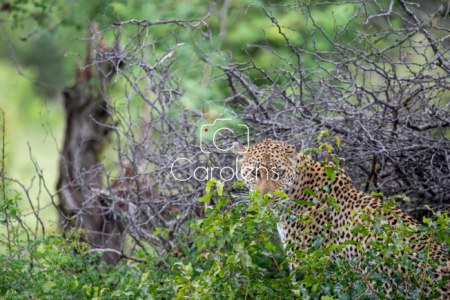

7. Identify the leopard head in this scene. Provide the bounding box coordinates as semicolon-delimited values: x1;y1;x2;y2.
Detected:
233;138;299;195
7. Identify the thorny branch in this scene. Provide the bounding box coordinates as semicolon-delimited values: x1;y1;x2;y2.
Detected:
3;0;450;275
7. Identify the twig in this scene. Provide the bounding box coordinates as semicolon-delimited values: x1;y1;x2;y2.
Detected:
1;109;10;255
351;262;379;298
85;248;149;264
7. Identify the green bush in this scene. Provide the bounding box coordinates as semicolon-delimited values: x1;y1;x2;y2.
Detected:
2;131;450;299
1;229;151;299
1;181;450;299
169;179;450;300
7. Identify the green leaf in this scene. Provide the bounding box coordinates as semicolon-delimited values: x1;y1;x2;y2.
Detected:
206;179;215;193
444;234;450;245
393;194;410;202
232;181;244;187
226;255;238;264
216;197;228;210
303;274;315;287
197;192;214;202
242;254;254;268
333;136;341;148
304;187;315;196
83;285;91;296
293;199;315;207
111;290;124;297
217;180;225;196
262;241;276;252
325;166;336;183
324;244;337;254
333;156;340;166
71;275;78;288
318;130;329;141
292;290;301;297
288;214;297;222
185;262;193;275
341;240;357;246
314;236;324;249
371;192;385;198
325;196;339;212
301;147;319;154
271;190;288;198
312;283;320;293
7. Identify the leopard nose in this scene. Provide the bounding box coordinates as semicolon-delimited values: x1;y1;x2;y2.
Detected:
257;182;276;195
256;173;277;195
259;187;271;195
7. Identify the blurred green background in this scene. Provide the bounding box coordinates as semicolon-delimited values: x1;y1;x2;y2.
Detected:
0;0;436;234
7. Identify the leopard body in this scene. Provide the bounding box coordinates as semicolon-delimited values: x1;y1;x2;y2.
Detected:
233;138;450;298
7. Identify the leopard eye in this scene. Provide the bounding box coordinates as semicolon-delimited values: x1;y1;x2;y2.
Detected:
251;168;260;178
273;170;285;180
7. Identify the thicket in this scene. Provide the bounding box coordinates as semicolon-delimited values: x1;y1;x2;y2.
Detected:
2;178;450;299
3;132;450;299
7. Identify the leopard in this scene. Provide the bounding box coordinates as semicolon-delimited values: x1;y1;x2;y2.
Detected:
233;138;450;299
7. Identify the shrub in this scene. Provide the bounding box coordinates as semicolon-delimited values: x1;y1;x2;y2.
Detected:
2;132;450;299
168;179;450;300
2;179;450;299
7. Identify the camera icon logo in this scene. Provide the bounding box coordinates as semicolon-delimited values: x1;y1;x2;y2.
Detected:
200;119;249;154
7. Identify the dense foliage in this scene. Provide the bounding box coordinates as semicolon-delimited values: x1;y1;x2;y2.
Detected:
2;148;450;299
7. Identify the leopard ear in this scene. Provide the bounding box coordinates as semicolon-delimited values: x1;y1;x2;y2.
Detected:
233;142;248;165
284;143;297;157
284;142;301;164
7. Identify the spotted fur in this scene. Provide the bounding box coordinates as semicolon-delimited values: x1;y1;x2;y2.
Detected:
234;138;450;298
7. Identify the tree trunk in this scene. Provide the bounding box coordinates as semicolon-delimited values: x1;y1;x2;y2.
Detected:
57;33;122;265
